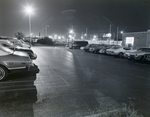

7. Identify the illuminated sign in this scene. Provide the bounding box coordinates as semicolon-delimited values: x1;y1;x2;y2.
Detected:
126;37;134;45
103;33;111;37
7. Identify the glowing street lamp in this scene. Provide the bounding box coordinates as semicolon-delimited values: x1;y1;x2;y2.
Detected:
120;31;123;34
69;29;74;34
93;35;96;38
24;5;34;45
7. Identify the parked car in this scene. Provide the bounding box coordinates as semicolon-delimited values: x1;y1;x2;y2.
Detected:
69;41;88;49
87;44;99;52
0;46;37;81
0;40;37;60
37;37;54;45
106;45;122;55
107;47;136;58
99;44;114;54
92;44;106;53
124;47;150;62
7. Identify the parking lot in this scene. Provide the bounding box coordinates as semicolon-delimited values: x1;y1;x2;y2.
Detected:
0;44;150;117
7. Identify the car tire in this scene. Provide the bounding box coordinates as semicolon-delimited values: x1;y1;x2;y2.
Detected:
118;52;124;58
140;56;145;63
0;66;8;81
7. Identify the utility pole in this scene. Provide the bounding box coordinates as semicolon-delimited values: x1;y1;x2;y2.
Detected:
45;25;49;37
116;27;119;43
86;28;87;40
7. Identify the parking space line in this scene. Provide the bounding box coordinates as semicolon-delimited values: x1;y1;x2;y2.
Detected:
52;69;70;86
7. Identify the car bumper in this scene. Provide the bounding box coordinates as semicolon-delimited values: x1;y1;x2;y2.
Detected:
9;64;39;74
31;53;37;60
128;55;142;60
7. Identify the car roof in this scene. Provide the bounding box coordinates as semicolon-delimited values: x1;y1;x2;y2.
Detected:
74;41;88;42
139;47;150;49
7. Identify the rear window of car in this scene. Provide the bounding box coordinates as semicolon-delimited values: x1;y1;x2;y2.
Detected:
142;48;150;52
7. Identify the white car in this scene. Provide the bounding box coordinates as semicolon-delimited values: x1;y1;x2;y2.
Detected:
124;48;150;62
106;45;136;58
0;45;37;81
0;40;37;60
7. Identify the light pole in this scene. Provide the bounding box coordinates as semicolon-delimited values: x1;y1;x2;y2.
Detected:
24;5;34;46
84;28;88;40
45;25;49;37
116;27;119;44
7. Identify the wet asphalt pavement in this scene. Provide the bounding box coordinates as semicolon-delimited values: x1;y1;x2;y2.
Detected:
0;43;150;117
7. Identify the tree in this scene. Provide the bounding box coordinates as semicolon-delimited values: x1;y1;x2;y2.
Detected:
14;31;24;40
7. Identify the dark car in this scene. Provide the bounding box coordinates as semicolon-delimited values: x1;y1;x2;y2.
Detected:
88;44;99;53
69;41;88;49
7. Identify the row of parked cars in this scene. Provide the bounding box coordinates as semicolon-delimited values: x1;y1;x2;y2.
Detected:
83;43;150;63
0;38;38;81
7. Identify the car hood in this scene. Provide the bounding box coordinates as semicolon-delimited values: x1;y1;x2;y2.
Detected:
107;48;122;51
16;46;31;50
13;51;29;57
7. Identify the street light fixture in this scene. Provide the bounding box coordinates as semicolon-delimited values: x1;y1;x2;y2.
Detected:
69;29;74;34
120;31;123;34
24;5;34;46
45;25;49;37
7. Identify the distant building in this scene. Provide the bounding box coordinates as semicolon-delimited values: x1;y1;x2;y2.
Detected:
122;30;150;49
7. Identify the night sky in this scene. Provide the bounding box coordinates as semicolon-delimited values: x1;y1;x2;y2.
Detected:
0;0;150;37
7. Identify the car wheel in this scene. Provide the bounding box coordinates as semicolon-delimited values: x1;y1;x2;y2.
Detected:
140;56;145;63
94;50;99;54
118;52;124;58
0;66;8;81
